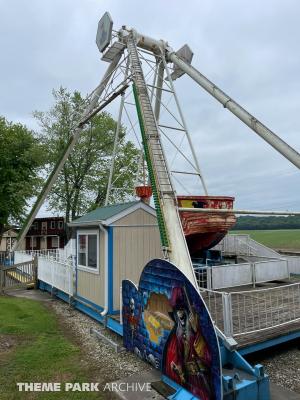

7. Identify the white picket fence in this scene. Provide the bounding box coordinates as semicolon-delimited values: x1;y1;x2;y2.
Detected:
14;251;33;264
37;257;74;296
14;240;76;265
14;243;76;297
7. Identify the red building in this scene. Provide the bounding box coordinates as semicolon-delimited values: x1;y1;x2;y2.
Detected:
25;217;66;250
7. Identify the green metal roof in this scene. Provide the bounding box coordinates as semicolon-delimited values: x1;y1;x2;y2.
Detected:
70;201;140;225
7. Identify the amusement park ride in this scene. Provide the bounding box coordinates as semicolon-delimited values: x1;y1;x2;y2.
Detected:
13;12;300;400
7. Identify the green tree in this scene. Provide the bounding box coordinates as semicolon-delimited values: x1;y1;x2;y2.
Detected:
34;87;140;222
0;117;45;240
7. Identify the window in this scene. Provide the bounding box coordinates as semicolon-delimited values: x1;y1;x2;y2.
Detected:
31;237;37;248
32;222;38;230
58;221;64;229
52;236;59;248
77;231;99;272
41;221;47;231
7;238;15;251
50;221;56;229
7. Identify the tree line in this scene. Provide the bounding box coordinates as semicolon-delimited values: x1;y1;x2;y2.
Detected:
0;87;140;240
232;215;300;230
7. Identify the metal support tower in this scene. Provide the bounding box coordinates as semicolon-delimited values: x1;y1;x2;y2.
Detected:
126;34;197;286
105;58;130;205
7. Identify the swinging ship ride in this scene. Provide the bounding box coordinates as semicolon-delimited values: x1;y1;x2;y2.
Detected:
136;187;236;256
177;195;236;255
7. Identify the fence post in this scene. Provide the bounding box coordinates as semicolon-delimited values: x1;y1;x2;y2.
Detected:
33;257;38;289
0;265;4;294
286;259;291;280
207;267;212;290
222;292;233;338
72;256;76;297
252;262;256;288
68;259;74;298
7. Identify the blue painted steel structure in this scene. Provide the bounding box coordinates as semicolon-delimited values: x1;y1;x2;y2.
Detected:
161;345;269;400
107;226;114;314
38;281;123;335
239;330;300;356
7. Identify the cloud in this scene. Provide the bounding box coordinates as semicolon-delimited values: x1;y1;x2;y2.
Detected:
0;0;299;214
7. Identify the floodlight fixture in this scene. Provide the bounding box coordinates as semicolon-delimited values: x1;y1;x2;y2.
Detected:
96;11;113;53
170;44;193;80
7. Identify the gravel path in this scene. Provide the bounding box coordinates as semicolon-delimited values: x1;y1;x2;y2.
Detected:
49;299;154;388
247;342;300;394
26;294;300;397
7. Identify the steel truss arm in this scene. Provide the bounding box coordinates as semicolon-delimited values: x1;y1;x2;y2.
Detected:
168;51;300;170
161;54;208;194
13;52;124;251
105;58;130;205
178;208;300;216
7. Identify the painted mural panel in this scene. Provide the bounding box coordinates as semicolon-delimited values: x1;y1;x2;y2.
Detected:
122;259;221;400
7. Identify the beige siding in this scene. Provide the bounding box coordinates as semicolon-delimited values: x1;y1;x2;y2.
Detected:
113;208;157;226
76;230;105;308
113;209;162;310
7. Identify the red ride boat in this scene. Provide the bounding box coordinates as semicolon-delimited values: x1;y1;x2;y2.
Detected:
135;187;236;256
177;196;236;256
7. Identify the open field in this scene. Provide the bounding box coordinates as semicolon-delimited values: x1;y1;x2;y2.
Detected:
232;229;300;250
0;296;102;399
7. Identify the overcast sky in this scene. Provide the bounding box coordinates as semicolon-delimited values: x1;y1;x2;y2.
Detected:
1;0;300;214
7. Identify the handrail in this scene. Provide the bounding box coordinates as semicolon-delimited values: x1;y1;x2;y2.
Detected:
2;260;33;271
233;317;300;337
231;280;299;294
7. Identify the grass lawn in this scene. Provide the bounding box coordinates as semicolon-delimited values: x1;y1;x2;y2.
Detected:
231;229;300;250
0;296;102;399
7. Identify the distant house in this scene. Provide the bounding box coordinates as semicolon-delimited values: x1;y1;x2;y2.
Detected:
26;217;66;251
0;228;20;252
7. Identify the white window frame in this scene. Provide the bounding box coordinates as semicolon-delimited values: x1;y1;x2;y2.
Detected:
77;230;99;274
50;221;56;229
51;236;59;248
31;236;37;248
58;221;64;229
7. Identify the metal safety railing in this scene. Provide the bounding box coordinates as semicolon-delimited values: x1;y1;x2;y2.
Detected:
195;258;290;290
214;234;281;259
230;283;300;336
194;266;212;289
200;289;227;334
200;282;300;339
286;256;300;274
